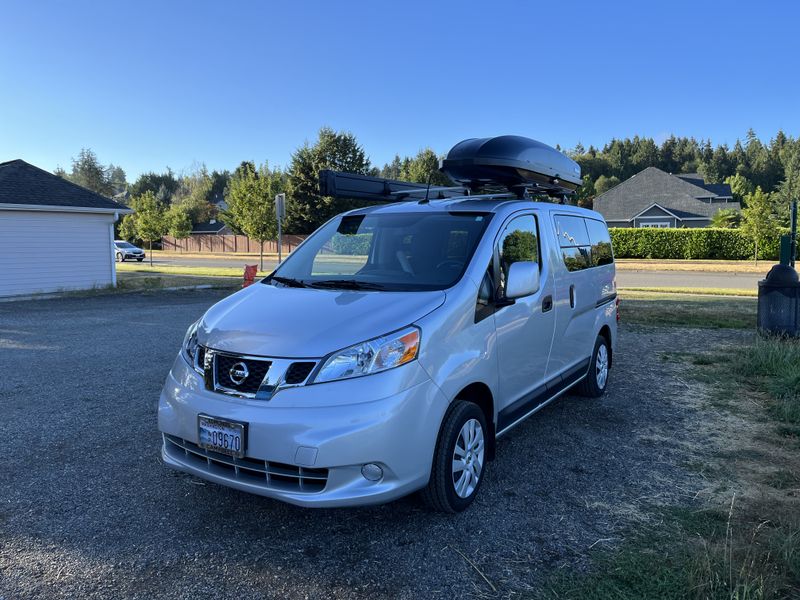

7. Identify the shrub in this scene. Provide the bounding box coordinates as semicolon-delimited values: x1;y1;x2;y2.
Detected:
609;227;791;260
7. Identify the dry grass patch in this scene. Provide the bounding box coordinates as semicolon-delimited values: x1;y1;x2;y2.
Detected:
619;291;757;329
616;260;770;275
546;311;800;599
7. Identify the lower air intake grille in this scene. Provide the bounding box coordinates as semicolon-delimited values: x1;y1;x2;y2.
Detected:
164;435;328;493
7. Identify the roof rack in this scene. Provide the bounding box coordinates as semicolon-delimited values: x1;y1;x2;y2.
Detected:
318;170;469;202
319;135;581;202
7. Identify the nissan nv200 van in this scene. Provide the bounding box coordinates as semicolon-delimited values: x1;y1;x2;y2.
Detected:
158;136;618;512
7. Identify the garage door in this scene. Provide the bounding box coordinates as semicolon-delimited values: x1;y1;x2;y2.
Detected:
0;210;116;297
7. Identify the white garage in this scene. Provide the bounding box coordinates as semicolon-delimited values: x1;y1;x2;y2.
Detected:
0;159;132;297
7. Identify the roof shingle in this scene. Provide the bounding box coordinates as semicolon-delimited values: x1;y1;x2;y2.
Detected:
0;159;130;211
592;167;740;221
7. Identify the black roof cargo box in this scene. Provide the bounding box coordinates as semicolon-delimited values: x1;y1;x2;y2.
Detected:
440;135;581;194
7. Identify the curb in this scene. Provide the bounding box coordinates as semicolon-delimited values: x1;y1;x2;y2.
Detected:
0;284;236;303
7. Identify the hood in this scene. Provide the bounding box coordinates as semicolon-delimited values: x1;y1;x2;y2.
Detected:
199;283;446;358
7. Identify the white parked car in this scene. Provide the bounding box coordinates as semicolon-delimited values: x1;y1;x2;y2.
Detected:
158;136;618;512
113;240;145;262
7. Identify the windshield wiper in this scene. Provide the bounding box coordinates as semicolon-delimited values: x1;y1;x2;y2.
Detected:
309;279;386;291
270;276;309;288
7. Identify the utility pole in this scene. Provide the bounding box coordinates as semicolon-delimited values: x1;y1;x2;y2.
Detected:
275;193;286;264
791;200;797;268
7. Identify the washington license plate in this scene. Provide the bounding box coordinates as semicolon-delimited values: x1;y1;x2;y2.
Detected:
198;415;246;458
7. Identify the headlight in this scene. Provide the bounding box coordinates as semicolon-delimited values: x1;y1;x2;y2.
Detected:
312;326;420;384
182;320;200;365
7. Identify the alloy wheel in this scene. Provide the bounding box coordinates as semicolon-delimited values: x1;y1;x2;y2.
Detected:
596;343;609;389
452;418;485;498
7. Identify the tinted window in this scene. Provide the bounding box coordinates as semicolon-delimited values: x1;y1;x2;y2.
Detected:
554;215;590;248
496;215;539;296
555;214;591;272
562;247;591;271
585;218;614;266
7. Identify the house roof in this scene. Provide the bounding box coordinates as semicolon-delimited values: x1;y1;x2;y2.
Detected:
592;166;740;221
0;159;130;212
191;220;228;233
675;173;732;197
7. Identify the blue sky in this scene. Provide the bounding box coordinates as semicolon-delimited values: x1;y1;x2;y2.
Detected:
1;0;798;180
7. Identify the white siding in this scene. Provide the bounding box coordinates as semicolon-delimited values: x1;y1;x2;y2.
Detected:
0;210;116;297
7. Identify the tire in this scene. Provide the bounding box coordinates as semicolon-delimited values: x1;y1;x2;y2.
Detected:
116;252;124;262
421;400;488;513
576;335;610;398
136;257;144;262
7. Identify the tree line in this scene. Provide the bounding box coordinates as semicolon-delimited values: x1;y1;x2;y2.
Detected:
57;127;800;258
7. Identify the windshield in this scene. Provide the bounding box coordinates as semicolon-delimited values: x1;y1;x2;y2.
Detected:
269;211;492;291
115;242;135;249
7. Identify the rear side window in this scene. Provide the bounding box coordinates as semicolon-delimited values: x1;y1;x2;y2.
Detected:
554;215;591;272
585;218;614;266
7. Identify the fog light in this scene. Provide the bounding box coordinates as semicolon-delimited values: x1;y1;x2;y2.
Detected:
361;463;383;481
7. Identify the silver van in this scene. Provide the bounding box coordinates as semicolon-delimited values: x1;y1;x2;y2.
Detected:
158;136;618;512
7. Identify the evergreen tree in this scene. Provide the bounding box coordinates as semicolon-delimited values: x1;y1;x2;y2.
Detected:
398;149;451;186
130;170;179;201
66;148;114;196
286;127;371;234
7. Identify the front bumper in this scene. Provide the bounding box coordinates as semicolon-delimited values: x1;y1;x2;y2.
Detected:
158;355;449;507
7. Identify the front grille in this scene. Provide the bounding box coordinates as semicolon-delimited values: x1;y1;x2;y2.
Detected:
285;362;315;384
216;354;271;395
164;435;328;493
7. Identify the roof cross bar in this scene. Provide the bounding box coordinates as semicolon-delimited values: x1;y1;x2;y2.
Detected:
319;170;467;202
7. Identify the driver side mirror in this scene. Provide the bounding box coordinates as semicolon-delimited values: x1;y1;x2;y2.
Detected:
505;261;540;299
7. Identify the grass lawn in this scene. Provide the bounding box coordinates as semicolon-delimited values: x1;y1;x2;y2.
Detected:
149;249;273;260
618;290;757;328
546;294;800;599
117;262;269;278
619;286;757;297
116;271;241;291
616;259;771;274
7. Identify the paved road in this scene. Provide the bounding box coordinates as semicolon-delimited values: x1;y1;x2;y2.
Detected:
0;289;742;598
143;255;765;290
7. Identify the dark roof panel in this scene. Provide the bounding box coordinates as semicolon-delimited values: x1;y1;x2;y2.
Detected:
191;221;228;233
0;159;129;211
592;166;740;221
675;173;732;197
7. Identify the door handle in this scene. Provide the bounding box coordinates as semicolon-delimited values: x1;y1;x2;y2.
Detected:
569;285;576;309
542;295;553;312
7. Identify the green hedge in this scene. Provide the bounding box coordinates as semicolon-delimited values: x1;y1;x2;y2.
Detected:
609;227;790;260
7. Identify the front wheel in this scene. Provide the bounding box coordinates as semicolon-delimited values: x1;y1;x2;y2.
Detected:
421;400;487;513
576;335;610;398
136;257;144;262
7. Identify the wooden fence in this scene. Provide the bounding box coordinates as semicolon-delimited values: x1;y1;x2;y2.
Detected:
161;234;307;254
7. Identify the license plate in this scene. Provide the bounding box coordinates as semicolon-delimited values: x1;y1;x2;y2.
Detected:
198;415;246;458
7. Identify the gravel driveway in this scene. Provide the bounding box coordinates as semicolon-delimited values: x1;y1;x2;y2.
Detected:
0;290;746;599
